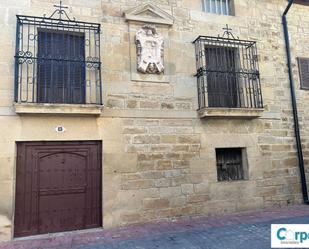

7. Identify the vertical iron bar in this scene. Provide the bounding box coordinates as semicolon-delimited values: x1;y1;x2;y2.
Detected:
254;43;263;107
245;47;252;107
98;24;103;105
248;46;254;107
88;25;91;104
19;20;24;102
62;24;65;103
32;23;36;103
215;0;218;14
242;45;249;107
49;30;52;103
25;23;30;102
209;0;212;13
195;39;200;109
14;17;21;102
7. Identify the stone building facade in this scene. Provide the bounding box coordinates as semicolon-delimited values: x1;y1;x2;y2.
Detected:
0;0;309;241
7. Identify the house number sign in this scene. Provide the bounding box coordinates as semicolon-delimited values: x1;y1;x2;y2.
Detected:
55;126;66;133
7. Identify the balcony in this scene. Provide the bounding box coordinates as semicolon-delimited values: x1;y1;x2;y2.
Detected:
14;5;102;114
193;28;264;119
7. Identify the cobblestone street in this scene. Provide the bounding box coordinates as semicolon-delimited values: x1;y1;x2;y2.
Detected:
78;215;309;249
1;205;309;249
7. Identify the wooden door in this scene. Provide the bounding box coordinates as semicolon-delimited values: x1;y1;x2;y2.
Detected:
14;141;102;237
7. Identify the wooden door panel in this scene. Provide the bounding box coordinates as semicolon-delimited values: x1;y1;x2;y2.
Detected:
14;141;102;237
38;152;87;191
39;194;85;234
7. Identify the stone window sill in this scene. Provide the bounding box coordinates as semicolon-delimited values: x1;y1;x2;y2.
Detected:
14;103;103;115
198;107;264;119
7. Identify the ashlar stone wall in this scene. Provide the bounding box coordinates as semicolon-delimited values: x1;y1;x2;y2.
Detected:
0;0;308;241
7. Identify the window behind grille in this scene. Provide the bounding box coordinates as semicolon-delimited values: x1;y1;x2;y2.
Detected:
293;0;309;6
37;30;86;104
202;0;233;15
206;47;238;108
298;58;309;90
216;148;247;181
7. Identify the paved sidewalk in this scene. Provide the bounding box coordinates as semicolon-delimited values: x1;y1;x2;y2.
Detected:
1;205;309;249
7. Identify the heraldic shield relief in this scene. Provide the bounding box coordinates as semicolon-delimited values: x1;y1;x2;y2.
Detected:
135;25;164;74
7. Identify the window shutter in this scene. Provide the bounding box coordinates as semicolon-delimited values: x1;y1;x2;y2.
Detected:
298;58;309;90
37;31;85;103
293;0;309;6
205;47;238;108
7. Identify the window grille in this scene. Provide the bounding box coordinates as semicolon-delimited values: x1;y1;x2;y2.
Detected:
193;25;263;109
298;58;309;90
202;0;233;15
14;1;102;105
216;148;245;181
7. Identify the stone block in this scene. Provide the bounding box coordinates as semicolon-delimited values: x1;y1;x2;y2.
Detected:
137;161;155;171
140;101;160;109
138;153;164;161
161;103;174;109
161;135;177;144
165;169;182;178
177;135;200;144
104;153;137;174
141;171;164;179
106;98;125;109
150;145;171;152
181;184;194;195
122;179;154;190
143;198;170;209
169;196;187;207
172;145;189;152
160;186;182;198
166;153;181;160
155;178;171;187
173;160;190;169
187;194;210;203
121;213;141;224
194;183;209;194
156;160;173;170
126;100;138;108
133;135;160;144
123;127;147;134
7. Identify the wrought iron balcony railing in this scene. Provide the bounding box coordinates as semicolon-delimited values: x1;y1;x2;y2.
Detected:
193;26;263;110
14;2;102;105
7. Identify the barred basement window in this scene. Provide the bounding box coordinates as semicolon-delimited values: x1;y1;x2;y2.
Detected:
193;25;263;110
297;58;309;90
216;148;248;182
14;2;102;105
202;0;234;15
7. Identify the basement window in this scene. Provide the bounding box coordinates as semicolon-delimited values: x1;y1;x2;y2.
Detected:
216;148;248;182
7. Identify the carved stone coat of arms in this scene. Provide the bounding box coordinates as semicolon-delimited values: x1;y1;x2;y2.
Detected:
135;25;164;74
